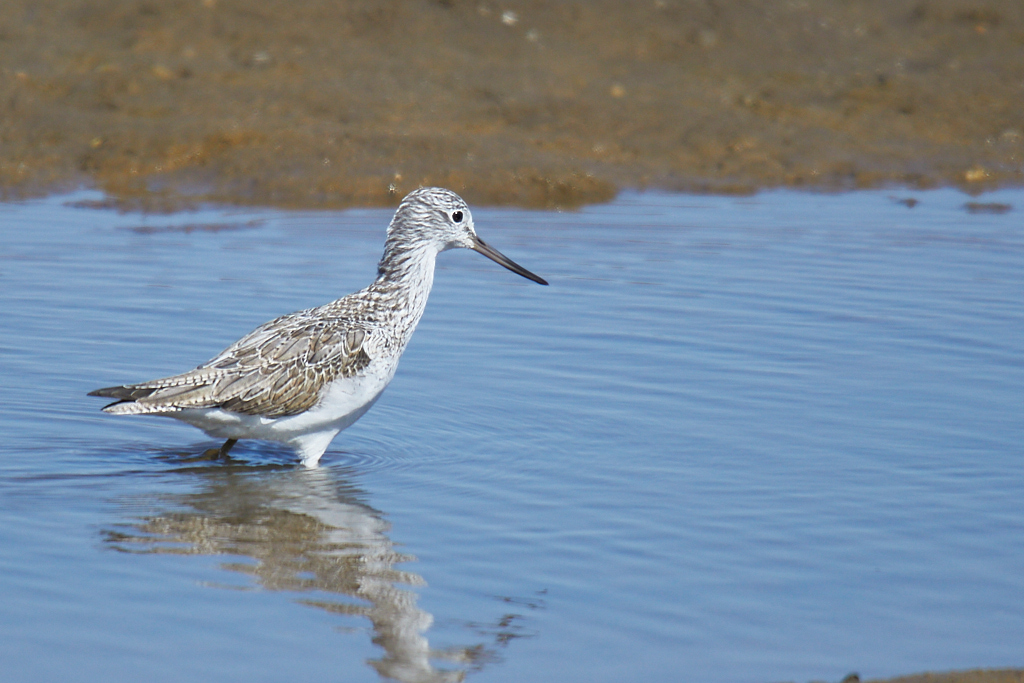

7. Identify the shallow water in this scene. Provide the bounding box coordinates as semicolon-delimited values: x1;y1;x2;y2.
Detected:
0;189;1021;683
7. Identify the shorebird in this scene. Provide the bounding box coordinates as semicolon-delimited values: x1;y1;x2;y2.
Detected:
89;187;547;467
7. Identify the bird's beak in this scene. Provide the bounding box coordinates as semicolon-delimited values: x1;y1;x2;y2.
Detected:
471;235;549;285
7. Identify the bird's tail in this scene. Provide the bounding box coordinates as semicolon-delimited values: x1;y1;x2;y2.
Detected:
88;385;179;414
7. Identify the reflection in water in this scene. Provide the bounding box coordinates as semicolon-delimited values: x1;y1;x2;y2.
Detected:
103;461;535;682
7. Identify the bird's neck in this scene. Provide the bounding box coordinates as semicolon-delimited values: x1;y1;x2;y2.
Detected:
371;243;438;342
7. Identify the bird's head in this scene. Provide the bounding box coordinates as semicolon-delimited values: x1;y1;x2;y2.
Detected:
385;187;548;285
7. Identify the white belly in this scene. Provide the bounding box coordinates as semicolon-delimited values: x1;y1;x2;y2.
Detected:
171;365;394;466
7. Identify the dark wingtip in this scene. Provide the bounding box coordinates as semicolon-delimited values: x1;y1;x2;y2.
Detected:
88;386;124;398
88;385;158;402
89;386;133;411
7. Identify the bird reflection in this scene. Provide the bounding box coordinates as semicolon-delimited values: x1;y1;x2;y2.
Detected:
103;458;533;682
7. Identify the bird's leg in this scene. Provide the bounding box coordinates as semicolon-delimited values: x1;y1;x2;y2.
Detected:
199;438;238;460
219;438;238;459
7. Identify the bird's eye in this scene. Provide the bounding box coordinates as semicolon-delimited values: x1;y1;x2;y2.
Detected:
451;210;463;223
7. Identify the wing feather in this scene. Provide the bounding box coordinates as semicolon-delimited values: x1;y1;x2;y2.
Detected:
92;306;374;418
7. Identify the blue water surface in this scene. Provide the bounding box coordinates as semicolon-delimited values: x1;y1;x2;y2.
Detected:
0;188;1021;683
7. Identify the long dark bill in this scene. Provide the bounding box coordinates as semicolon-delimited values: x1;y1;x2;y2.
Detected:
471;235;549;285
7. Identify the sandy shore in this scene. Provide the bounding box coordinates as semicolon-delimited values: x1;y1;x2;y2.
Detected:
1;0;1022;208
863;670;1024;683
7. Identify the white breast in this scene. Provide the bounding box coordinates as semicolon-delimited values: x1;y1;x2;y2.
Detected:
172;356;398;466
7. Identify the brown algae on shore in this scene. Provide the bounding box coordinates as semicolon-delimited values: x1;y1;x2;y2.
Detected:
1;0;1023;209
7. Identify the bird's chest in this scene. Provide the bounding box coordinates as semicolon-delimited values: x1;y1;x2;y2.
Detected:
307;361;394;426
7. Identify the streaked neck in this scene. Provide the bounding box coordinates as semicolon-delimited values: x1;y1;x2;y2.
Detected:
370;244;438;341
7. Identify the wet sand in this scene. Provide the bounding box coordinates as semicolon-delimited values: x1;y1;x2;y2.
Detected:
865;671;1024;683
1;0;1023;208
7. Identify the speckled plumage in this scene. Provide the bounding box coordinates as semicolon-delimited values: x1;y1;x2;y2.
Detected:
90;187;548;466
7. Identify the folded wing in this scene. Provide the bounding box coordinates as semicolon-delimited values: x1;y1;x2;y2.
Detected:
89;311;371;418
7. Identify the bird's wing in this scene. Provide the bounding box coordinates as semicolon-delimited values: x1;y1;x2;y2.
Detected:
89;310;371;418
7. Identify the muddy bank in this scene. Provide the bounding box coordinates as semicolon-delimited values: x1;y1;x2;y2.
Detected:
1;0;1023;208
782;672;1024;683
867;671;1024;683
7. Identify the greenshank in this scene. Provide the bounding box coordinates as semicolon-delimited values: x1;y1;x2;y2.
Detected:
89;187;547;467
